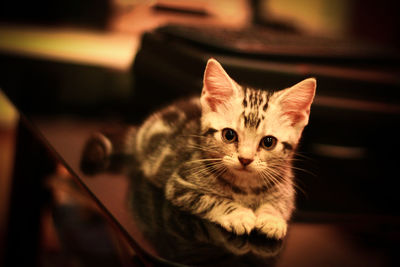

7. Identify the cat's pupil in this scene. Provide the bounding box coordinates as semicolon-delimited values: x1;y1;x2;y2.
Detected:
222;128;237;143
261;136;277;150
264;138;273;146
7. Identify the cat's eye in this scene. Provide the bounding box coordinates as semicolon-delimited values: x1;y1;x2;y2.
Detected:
222;128;238;143
260;136;277;150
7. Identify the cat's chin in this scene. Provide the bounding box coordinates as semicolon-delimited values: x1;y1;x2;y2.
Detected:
229;166;254;176
225;168;264;189
234;167;251;173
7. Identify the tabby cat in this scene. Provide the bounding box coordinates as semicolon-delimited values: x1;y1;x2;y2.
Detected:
81;58;316;240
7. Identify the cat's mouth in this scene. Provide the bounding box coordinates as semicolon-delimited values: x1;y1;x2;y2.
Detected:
232;166;252;173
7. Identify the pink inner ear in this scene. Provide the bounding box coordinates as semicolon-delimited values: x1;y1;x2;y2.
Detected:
205;90;232;112
280;78;316;125
282;98;312;126
282;96;311;112
205;96;222;112
202;59;235;112
284;111;306;126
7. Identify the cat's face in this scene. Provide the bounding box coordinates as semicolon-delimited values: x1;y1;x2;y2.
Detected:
200;59;316;187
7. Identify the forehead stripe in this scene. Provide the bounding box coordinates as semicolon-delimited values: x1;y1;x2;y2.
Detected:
242;87;248;108
241;87;272;129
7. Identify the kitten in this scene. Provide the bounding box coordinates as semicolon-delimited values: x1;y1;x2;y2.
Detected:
81;58;316;239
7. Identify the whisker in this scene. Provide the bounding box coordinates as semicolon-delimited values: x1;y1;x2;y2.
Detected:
194;165;226;179
292;152;314;161
260;168;281;188
186;158;222;164
180;134;209;139
265;165;284;179
185;161;226;177
269;158;315;178
290;166;316;177
257;170;273;189
264;172;280;189
187;164;223;175
261;162;308;196
211;164;227;179
186;144;221;153
186;144;216;150
292;181;307;197
189;169;209;177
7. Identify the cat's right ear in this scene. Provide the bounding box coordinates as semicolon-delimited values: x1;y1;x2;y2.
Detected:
276;78;316;128
201;58;238;112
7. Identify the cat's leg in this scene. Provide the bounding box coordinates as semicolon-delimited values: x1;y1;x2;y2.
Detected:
205;199;256;235
165;177;256;235
80;126;137;175
254;204;289;239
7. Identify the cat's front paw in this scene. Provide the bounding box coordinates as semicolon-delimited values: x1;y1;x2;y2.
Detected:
216;209;256;235
255;214;287;240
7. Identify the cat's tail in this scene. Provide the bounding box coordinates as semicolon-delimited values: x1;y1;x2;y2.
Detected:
80;126;137;175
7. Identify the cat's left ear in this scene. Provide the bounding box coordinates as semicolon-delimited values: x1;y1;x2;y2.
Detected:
277;78;316;127
201;58;239;112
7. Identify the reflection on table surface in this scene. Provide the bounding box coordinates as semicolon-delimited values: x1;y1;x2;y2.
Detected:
31;117;398;267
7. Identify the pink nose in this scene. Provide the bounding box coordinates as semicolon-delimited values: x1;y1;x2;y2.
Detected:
238;157;253;166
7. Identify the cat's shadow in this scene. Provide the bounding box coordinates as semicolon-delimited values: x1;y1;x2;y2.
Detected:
128;166;284;266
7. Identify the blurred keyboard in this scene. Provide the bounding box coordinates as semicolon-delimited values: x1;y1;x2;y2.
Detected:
157;24;399;65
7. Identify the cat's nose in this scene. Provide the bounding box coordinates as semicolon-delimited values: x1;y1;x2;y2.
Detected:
238;157;253;167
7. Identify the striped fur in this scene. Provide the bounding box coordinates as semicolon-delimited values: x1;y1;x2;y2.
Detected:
81;58;316;239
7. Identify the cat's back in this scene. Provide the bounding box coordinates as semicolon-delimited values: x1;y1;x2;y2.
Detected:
134;97;202;186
